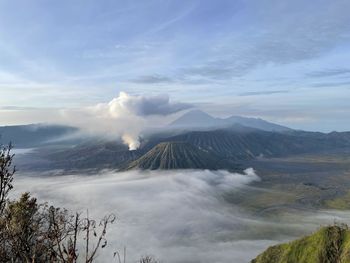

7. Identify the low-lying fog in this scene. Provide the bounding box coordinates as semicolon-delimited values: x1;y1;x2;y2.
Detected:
12;169;350;263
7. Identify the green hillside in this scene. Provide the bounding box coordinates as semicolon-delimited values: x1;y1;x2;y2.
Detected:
252;225;350;263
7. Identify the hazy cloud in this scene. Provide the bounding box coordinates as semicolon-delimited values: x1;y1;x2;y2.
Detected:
180;0;350;79
12;169;350;263
238;90;289;96
108;92;193;116
13;169;263;263
131;75;175;84
311;81;350;88
0;106;40;111
182;65;233;80
306;68;350;78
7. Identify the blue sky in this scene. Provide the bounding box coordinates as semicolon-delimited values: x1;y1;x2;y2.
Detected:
0;0;350;131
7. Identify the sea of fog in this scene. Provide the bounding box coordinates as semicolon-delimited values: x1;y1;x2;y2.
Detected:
11;169;350;263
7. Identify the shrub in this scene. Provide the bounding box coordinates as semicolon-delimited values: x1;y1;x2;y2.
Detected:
0;144;115;263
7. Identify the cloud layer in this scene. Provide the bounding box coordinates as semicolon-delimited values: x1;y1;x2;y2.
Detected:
12;169;350;263
108;92;192;116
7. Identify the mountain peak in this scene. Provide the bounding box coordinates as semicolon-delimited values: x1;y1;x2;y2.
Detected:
183;109;213;118
170;110;291;132
169;110;219;128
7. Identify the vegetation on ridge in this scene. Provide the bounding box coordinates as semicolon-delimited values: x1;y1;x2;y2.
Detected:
252;224;350;263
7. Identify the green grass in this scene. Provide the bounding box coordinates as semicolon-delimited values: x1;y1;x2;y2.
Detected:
325;191;350;210
271;154;350;165
226;183;324;216
252;225;350;263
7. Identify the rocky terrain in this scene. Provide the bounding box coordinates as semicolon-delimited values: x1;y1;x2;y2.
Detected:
124;141;235;170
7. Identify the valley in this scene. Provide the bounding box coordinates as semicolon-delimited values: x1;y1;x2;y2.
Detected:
2;2;350;261
2;110;350;262
231;150;350;216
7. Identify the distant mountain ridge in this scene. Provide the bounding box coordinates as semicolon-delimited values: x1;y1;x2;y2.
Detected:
170;110;291;132
0;124;78;148
13;123;350;171
5;115;350;172
161;129;350;160
32;128;350;172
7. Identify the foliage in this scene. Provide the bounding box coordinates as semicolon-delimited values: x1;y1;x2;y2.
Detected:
0;143;161;262
0;143;15;213
0;144;116;262
0;191;115;263
325;190;350;210
139;256;160;263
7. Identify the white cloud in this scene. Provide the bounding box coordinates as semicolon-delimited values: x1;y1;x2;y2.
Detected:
12;169;350;262
60;91;192;150
107;91;192;117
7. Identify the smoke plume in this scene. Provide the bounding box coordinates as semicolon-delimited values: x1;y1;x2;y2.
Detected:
60;92;192;150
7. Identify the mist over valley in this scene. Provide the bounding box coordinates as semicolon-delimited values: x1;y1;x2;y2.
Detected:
1;1;350;261
11;168;350;263
5;109;350;262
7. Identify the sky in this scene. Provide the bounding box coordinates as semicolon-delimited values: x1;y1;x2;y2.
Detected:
0;0;350;131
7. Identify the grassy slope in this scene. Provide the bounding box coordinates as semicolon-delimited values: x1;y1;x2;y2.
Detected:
252;225;350;263
326;190;350;210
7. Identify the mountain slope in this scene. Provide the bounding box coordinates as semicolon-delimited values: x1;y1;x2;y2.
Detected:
252;225;350;263
0;124;78;148
19;126;350;171
34;129;350;171
170;110;291;132
163;129;350;160
226;115;291;132
125;141;224;170
170;110;222;128
46;140;141;169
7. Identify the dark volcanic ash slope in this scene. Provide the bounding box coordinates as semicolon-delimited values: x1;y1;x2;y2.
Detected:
164;129;350;160
125;141;228;170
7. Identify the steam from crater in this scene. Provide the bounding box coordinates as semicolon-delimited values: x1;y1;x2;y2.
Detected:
60;92;192;150
121;134;140;151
